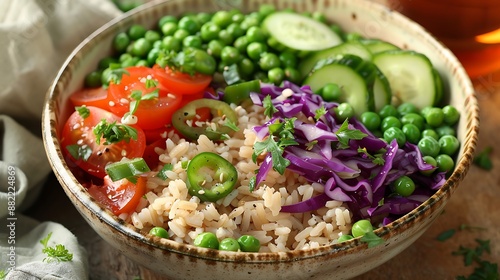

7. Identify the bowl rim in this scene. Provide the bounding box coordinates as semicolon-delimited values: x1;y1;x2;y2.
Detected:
42;0;480;263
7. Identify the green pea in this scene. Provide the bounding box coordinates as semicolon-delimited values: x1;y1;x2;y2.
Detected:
438;135;460;156
178;16;200;34
442;105;460;126
196;12;212;25
231;12;245;24
121;57;140;67
113;32;130;53
147;48;161;66
192;49;217;75
183;35;203;49
119;53;132;64
246;26;267;43
226;22;245;39
162;36;182;52
393;176;415;197
425;107;444;127
418;136;440;157
402;123;421;144
173;29;190;41
135;59;149;67
84;70;102;88
351;219;373;238
218;29;234;45
279;51;297;68
219;237;240;252
101;68;113;86
207;39;224;57
401;113;425;131
284;67;301;84
194;232;219;249
131;38;152;57
436;125;456;137
200;22;221;42
381;116;402;132
436;154;455;173
212;11;232;28
397;103;418;116
337;234;354;243
254;71;269;83
158;15;177;28
421;129;439;140
384;127;406;147
144;30;161;43
335;103;354;121
267;37;286;52
237;235;260;252
238;58;255;77
98;57;118;70
258;4;276;18
246;42;267;60
378;104;398;119
152;40;162;49
149;226;169;238
345;32;363;41
320;83;342;102
128;24;146;40
259;52;280;71
161;22;178;36
233;36;250;53
240;16;260;31
220;46;241;65
268;67;285;85
421;155;437;176
360;111;381;131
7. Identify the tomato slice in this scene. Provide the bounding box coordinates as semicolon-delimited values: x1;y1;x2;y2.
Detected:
60;106;146;178
153;64;212;95
69;87;109;110
88;175;146;215
108;66;183;130
143;139;167;169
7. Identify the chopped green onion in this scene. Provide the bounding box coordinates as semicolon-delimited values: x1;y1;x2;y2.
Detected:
105;158;151;182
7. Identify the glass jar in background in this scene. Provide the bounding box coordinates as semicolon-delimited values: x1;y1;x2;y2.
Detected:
387;0;500;78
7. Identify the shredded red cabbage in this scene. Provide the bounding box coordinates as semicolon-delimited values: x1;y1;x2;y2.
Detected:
249;81;446;224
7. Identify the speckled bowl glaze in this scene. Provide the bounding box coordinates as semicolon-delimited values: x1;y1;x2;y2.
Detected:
42;0;479;279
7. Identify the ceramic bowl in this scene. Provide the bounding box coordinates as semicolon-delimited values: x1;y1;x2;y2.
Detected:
42;0;479;279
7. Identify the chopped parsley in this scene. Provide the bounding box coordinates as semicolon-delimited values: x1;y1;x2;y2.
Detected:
156;49;197;75
360;231;384;248
125;89;159;118
93;119;138;145
107;66;129;86
157;163;173;180
224;118;240;132
75;106;90;119
314;106;327;120
335;119;367;149
40;232;73;263
473;146;493;171
66;144;92;161
263;95;278;118
357;147;385;165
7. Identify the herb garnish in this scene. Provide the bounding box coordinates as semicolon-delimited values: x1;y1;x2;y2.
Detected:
156;49;197;75
454;239;499;280
357;147;385;165
263;95;278;118
314;106;327;120
93;119;138;145
75;106;90;119
40;232;73;263
473;146;493;170
66;144;92;161
335;119;367;149
157;163;173;180
106;65;129;86
360;231;384;248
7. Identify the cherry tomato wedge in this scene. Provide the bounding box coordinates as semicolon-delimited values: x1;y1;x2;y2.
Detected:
60;106;146;178
143;139;167;169
88;175;146;215
70;86;109;110
108;66;183;130
153;64;212;95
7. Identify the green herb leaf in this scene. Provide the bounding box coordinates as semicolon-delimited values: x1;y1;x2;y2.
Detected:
248;176;256;192
360;231;384;248
224;118;240;132
145;77;158;89
40;232;73;263
336;119;367;149
437;229;456;242
314;106;327;120
263;95;278;118
66;144;92;161
108;68;129;85
157;163;173;180
357;147;386;165
93;119;138;145
75;106;90;119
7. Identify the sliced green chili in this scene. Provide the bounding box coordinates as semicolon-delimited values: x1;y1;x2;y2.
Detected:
172;98;238;141
105;157;151;182
222;79;261;105
186;152;237;202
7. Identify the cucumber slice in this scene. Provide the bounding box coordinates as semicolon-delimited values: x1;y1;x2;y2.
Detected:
360;39;400;54
262;12;342;52
373;67;392;111
373;50;438;110
304;55;376;117
299;41;372;79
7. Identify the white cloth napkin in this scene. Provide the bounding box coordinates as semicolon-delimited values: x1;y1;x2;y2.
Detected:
0;1;122;279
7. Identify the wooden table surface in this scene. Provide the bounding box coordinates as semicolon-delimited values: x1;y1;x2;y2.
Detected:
27;1;500;278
